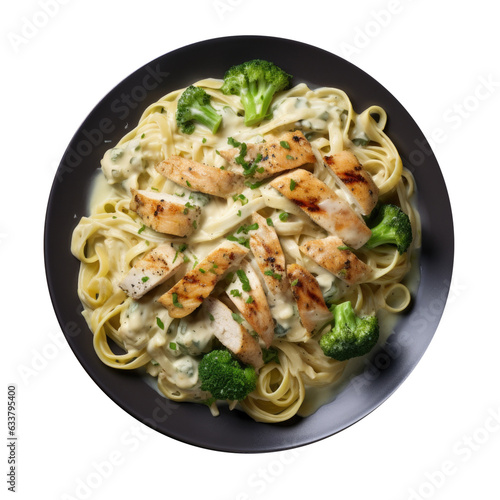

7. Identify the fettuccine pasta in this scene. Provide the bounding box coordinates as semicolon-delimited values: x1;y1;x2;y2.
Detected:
71;74;420;423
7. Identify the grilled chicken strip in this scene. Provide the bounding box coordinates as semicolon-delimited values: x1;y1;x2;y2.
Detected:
287;263;332;335
226;260;274;348
323;151;379;215
248;213;288;295
203;297;263;369
129;189;201;237
119;244;183;299
300;236;372;285
218;130;316;180
158;241;248;318
270;169;372;249
155;156;244;198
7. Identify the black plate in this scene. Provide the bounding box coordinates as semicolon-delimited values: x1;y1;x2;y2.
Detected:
44;35;454;453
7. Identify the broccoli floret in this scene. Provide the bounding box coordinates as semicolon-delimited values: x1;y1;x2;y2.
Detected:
220;59;292;126
320;301;379;361
176;85;222;135
365;203;413;254
198;350;257;401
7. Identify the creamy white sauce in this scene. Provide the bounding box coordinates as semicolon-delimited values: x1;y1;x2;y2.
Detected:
101;138;145;192
175;314;215;356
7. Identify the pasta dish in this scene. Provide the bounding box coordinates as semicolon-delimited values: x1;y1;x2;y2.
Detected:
71;60;420;423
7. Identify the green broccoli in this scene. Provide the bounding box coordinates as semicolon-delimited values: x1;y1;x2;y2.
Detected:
198;349;257;401
320;301;379;361
364;203;413;254
220;59;292;126
176;85;222;135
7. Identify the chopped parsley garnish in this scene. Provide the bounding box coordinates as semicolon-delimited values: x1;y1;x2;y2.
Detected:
183;202;195;215
226;235;250;248
172;293;183;308
286;155;295;160
291;279;299;286
230;289;242;297
279;212;289;222
151;187;159;192
169;342;177;350
234;142;248;166
232;312;244;324
209;314;215;321
179;244;187;252
227;137;241;147
232;193;249;205
246;296;254;304
237;269;251;291
141;276;149;283
229;137;263;177
186;180;192;187
236;223;259;235
264;270;282;280
156;317;165;330
280;140;290;149
266;217;274;226
199;268;206;273
245;180;263;189
202;137;207;144
175;192;185;197
290;179;297;191
337;245;352;251
138;224;146;234
237;210;242;217
192;220;198;229
141;133;145;139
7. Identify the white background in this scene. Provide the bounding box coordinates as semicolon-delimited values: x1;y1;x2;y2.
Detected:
3;1;499;499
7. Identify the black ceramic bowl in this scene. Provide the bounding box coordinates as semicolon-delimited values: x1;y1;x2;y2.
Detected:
44;36;453;453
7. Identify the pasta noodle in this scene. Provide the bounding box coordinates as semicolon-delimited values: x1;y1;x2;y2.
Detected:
71;74;420;423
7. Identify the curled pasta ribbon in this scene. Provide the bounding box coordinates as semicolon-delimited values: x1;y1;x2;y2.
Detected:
241;360;305;423
378;283;412;313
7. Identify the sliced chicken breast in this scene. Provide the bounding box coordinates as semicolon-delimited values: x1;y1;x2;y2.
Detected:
323;151;379;215
119;244;183;299
300;235;372;285
287;263;332;336
226;260;274;348
129;189;201;237
218;130;316;180
203;297;263;369
270;169;371;249
158;241;248;318
248;213;288;295
155;156;244;198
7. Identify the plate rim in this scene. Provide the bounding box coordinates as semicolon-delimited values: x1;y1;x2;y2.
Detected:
44;34;454;453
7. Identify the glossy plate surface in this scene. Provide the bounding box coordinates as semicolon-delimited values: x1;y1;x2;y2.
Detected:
44;36;454;453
